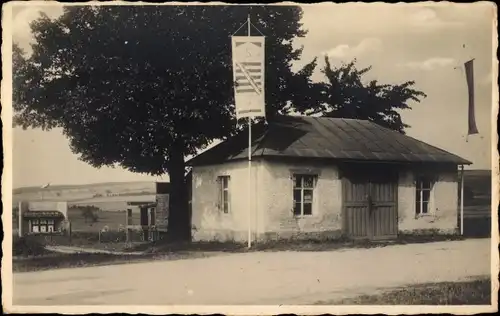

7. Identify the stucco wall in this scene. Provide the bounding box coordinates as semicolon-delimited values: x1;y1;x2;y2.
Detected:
191;160;263;242
398;168;459;234
259;160;343;240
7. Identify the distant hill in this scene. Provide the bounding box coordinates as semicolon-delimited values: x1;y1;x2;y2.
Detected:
12;181;158;204
463;169;491;193
13;181;156;194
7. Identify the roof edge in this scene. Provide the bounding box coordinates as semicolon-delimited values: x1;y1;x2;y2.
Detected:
189;154;472;167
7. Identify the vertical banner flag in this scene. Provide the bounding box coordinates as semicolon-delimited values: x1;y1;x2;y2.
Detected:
464;59;479;135
231;36;266;120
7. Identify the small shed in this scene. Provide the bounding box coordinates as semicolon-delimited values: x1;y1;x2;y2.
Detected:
187;115;472;242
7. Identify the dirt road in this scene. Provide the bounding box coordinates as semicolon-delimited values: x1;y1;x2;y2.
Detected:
13;238;491;305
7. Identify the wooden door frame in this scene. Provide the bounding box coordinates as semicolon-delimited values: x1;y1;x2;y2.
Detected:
368;180;399;240
341;164;399;240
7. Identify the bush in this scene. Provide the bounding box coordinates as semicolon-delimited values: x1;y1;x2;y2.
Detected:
69;231;100;244
70;229;143;244
79;205;100;225
13;236;52;257
98;230;128;243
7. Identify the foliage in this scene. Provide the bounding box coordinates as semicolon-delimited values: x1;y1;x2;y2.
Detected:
12;251;211;273
13;235;53;257
13;6;315;174
79;205;100;225
293;57;427;133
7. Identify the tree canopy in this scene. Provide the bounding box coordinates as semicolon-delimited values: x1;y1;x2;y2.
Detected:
293;57;427;133
14;5;319;173
13;5;426;240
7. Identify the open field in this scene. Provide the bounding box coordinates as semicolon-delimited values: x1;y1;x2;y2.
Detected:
70;194;156;205
66;207;141;232
13;181;156;205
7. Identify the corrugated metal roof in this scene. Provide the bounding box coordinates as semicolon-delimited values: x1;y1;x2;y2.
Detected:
187;115;472;166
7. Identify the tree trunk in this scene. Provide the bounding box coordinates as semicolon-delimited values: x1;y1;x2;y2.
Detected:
166;151;191;242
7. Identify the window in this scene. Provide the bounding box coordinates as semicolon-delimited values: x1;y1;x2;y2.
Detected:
31;220;40;233
416;177;433;215
30;218;55;233
218;176;230;213
293;174;316;216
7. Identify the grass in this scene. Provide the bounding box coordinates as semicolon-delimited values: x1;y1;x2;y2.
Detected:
318;277;492;305
124;233;474;254
12;235;215;273
12;251;214;273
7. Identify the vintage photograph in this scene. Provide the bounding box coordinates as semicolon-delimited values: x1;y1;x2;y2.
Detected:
2;1;498;314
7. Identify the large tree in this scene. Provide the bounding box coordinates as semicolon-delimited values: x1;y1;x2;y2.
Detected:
13;5;319;241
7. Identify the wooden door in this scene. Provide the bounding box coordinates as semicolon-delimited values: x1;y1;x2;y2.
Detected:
343;172;371;239
369;172;398;240
342;165;398;240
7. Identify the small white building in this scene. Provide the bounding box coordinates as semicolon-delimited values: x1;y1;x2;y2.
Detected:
18;201;68;236
187;115;471;242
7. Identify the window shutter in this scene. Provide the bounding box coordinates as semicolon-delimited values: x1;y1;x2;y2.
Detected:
216;177;222;210
227;177;231;212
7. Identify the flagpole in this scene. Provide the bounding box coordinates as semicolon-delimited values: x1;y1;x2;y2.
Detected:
460;164;465;235
247;14;252;249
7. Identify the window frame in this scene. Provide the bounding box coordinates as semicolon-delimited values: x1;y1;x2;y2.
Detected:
415;176;434;216
217;175;231;214
30;219;40;233
292;174;317;217
30;218;56;234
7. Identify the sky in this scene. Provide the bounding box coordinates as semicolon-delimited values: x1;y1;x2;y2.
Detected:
8;2;496;188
